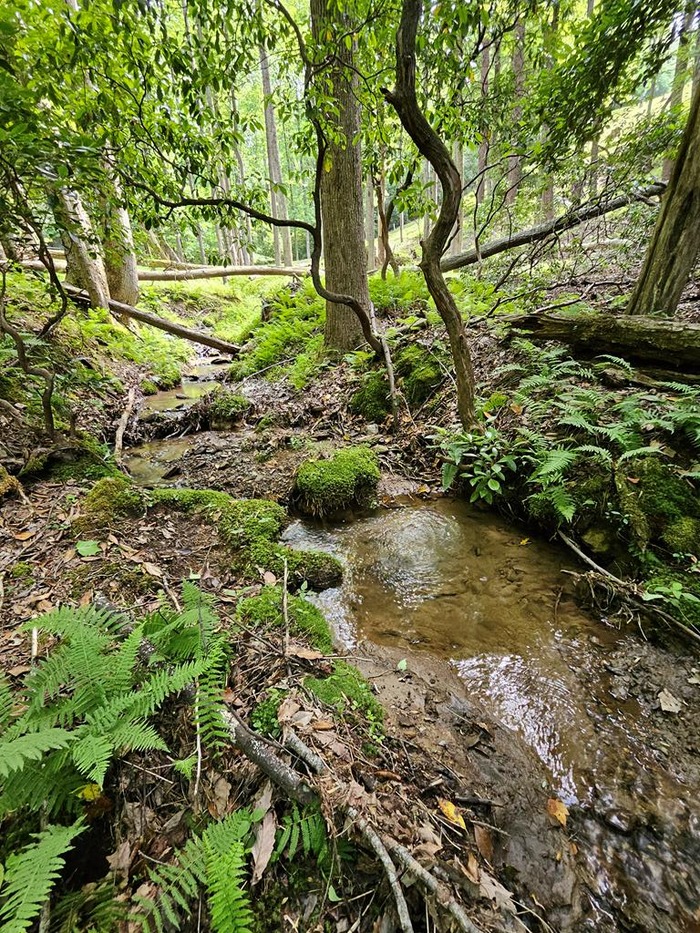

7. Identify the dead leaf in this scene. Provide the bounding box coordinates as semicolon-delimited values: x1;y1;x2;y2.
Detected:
12;530;35;541
412;841;442;860
473;824;494;862
277;696;301;724
288;645;324;660
8;665;30;677
262;571;277;586
253;781;273;816
329;740;351;761
478;871;517;914
510;403;524;415
373;770;401;782
312;719;335;731
687;674;700;685
142;562;163;578
207;775;231;820
437;798;466;830
546;798;569;827
658;689;683;713
79;589;94;607
462;852;480;884
251;810;277;884
106;841;132;880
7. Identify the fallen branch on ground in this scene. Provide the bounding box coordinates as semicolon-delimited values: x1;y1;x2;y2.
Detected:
63;284;240;356
21;259;305;280
114;388;137;464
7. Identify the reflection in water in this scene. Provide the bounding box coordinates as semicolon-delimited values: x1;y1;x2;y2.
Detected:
140;362;224;413
284;499;648;804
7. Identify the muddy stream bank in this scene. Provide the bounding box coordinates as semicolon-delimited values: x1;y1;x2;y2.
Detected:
123;363;700;932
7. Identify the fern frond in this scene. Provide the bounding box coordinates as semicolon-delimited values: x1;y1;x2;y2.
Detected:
0;822;84;933
205;841;253;933
0;677;13;731
530;448;578;481
0;728;73;779
575;444;613;466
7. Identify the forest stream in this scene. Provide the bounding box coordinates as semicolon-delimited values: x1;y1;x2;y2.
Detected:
123;366;700;932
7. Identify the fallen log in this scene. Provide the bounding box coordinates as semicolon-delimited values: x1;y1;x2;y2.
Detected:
505;310;700;370
21;259;305;280
441;183;666;273
137;264;305;281
63;284;240;356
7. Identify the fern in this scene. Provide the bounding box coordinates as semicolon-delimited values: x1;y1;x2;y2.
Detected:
275;803;329;867
205;842;253;933
0;729;73;780
575;444;614;466
530;448;578;481
0;822;84;933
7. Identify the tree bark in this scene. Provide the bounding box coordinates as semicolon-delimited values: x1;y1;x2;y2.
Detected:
259;44;294;267
506;311;700;370
442;183;665;272
450;141;464;255
53;188;111;309
383;0;476;427
476;45;490;207
374;172;399;279
662;5;695;182
506;21;525;206
628;80;700;317
310;0;369;351
366;175;376;271
102;170;140;306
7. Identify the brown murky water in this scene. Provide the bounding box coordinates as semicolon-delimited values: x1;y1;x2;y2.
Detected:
139;361;225;414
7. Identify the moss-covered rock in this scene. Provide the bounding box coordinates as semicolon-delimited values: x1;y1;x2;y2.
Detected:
237;585;333;652
395;344;442;409
294;446;380;517
661;516;700;556
140;379;159;396
619;458;700;552
76;475;144;532
349;372;391;422
0;465;22;499
151;488;342;589
206;387;251;427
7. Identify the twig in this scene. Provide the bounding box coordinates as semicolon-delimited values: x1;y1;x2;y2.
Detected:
114;387;137;464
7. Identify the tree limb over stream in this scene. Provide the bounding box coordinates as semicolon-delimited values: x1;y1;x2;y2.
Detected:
441;183;666;273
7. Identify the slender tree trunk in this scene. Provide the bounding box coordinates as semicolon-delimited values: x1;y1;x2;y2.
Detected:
628;80;700;316
53;188;110;309
102;170;139;306
196;226;207;265
662;6;694;182
476;45;490;207
375;174;399;279
586;0;601;198
647;75;657;117
422;159;432;240
540;6;559;220
310;0;369;351
366;176;376;271
693;26;700;100
450;141;464;255
259;45;294;267
383;0;476;427
506;21;525;207
231;90;252;266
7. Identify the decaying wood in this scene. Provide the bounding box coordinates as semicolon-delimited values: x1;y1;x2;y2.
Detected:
441;183;666;273
114;387;137;464
63;284;240;356
20;259;303;281
505;311;700;370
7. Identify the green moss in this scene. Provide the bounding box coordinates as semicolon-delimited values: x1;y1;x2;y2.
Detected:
77;476;144;531
251;689;286;738
662;517;700;556
395;344;442;409
0;466;22;498
19;438;118;482
349;372;391;422
10;561;33;580
634;458;700;524
294;446;380;517
237;586;333;653
140;379;159;396
151;488;341;589
207;387;251;425
305;662;383;734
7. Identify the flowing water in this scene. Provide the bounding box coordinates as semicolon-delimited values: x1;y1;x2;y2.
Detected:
127;376;700;930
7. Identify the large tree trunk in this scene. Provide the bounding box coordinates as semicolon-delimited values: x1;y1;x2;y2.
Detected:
383;0;476;427
259;45;294;267
662;5;694;182
628;80;700;317
310;0;369;352
442;182;665;273
506;21;525;207
102;171;139;306
506;311;700;370
53;188;110;309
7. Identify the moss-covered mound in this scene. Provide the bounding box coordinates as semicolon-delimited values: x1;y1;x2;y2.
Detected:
236;585;333;653
151;488;342;589
620;458;699;553
305;661;383;738
349;371;391;422
206;387;251;427
395;344;442;409
75;475;144;532
294;446;380;517
0;466;22;499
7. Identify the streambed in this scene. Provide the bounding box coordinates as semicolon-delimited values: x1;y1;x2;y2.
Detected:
125;367;700;931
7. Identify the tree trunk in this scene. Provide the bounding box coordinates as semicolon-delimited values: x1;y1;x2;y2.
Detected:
383;0;476;428
450;141;464;255
628;80;700;317
365;175;376;271
53;188;110;309
259;44;294;267
442;182;665;272
375;173;400;279
693;26;700;100
102;171;140;306
506;21;525;207
662;6;694;182
310;0;369;351
507;311;700;370
476;45;490;207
